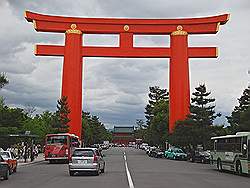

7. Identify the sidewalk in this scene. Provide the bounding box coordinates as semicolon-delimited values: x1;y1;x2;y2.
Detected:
18;153;44;166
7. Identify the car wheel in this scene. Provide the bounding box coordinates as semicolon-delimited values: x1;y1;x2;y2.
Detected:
69;171;74;176
217;159;222;172
4;169;9;180
8;167;13;175
95;170;100;176
13;166;17;173
236;161;242;175
95;166;101;176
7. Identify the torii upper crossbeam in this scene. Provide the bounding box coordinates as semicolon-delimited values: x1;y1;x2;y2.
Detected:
25;11;229;139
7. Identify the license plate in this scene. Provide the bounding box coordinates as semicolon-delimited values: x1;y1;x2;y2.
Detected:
78;160;87;164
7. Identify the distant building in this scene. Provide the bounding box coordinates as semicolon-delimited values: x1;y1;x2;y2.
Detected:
112;126;135;145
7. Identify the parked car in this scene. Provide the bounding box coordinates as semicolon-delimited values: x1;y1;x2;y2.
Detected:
0;151;17;174
145;146;151;154
147;146;157;157
189;150;211;163
69;148;105;176
165;148;187;160
140;143;149;150
151;148;165;158
0;156;9;180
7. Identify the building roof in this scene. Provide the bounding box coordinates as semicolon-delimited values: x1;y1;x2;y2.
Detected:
113;126;134;133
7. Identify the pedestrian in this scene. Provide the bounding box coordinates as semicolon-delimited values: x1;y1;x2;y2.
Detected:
34;145;39;158
190;146;195;162
23;145;27;163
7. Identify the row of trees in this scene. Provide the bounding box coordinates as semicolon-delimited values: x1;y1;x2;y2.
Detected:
135;84;250;150
0;73;111;148
82;112;112;146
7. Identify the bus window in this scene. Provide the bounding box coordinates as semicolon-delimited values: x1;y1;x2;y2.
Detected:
242;136;247;158
248;140;250;160
214;140;217;151
47;135;67;144
71;137;80;147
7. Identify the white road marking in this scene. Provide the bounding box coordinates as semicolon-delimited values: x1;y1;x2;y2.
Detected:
123;152;135;188
124;154;127;161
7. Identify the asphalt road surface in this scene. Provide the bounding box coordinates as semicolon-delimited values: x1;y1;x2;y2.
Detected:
1;147;249;188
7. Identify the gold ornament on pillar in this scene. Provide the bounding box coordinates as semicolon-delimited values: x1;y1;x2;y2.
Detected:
123;25;130;32
66;24;82;34
171;25;188;36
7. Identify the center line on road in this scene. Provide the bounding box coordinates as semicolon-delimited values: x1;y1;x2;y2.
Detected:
123;153;135;188
124;154;127;161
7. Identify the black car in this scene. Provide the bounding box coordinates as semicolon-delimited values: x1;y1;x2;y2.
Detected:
147;147;156;157
190;151;211;163
151;148;165;158
0;156;9;180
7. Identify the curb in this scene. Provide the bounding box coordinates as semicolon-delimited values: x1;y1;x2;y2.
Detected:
18;158;45;167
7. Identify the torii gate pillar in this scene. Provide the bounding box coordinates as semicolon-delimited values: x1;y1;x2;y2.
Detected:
169;26;190;133
62;26;83;138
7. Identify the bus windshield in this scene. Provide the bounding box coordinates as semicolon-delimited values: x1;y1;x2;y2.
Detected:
46;135;68;145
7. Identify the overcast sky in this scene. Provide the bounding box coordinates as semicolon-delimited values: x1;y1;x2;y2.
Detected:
0;0;249;128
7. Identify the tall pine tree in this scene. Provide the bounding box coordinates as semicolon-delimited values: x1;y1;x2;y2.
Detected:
189;84;221;126
144;86;169;147
171;84;221;149
227;86;250;132
51;96;70;132
145;86;169;126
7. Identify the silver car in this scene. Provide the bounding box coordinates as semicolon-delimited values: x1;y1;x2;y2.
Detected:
69;148;105;176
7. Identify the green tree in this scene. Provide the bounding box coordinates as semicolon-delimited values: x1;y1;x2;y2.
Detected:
227;86;250;133
0;73;9;89
170;84;221;149
145;99;169;148
145;86;169;126
51;96;70;132
189;84;221;126
82;112;112;146
0;100;28;129
0;99;29;148
134;119;147;140
21;111;55;143
143;86;169;148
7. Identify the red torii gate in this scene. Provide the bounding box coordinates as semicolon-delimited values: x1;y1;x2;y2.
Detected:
25;11;229;139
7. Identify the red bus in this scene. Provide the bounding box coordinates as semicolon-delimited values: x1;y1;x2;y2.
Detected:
44;133;80;163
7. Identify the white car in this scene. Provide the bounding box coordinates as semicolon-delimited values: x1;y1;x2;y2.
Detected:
69;148;105;176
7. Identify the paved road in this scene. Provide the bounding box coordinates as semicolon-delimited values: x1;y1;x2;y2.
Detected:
0;147;249;188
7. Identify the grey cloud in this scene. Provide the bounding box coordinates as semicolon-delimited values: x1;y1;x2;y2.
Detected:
1;0;250;127
115;93;143;106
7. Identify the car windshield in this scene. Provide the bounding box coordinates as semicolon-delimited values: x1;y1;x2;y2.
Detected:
73;150;94;157
173;149;184;153
47;135;68;145
0;152;10;159
201;151;210;156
